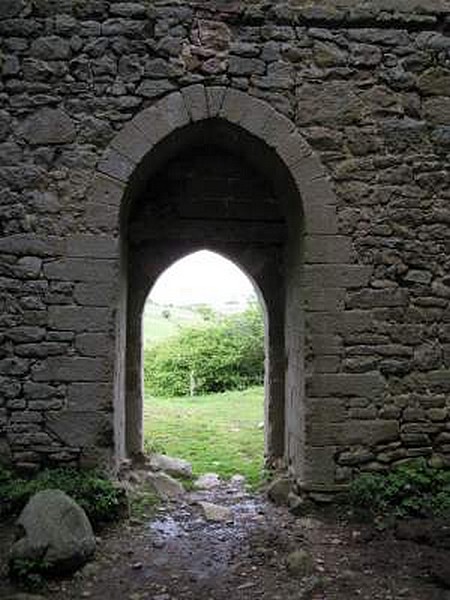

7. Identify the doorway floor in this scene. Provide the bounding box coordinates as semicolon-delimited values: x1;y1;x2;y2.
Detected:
1;480;446;600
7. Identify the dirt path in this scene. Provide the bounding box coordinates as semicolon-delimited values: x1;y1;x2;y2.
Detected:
1;480;449;599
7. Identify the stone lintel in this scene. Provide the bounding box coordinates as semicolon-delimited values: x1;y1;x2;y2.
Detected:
181;84;208;122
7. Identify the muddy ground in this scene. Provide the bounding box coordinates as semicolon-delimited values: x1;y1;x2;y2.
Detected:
1;479;450;600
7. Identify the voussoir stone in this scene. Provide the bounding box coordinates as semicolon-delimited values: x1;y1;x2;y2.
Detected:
21;108;76;145
10;489;95;575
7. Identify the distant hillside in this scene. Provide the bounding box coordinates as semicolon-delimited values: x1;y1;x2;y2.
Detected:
143;298;260;348
142;302;203;347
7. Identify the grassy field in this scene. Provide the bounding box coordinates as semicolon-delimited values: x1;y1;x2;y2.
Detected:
142;302;203;347
143;387;265;487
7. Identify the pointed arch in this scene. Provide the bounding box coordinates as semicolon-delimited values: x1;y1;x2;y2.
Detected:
85;86;350;490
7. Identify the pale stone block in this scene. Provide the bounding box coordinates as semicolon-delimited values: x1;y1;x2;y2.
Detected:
44;258;118;283
66;235;118;259
47;410;112;447
302;446;337;488
85;173;126;207
0;235;63;257
111;121;154;163
206;86;226;117
48;306;112;332
303;287;345;312
32;357;111;382
302;264;373;288
67;382;113;412
181;84;208;121
303;204;339;235
304;235;352;264
132;91;189;144
74;282;117;307
307;371;386;398
307;420;399;447
97;148;136;183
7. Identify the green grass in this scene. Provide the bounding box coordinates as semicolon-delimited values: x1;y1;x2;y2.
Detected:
143;387;265;487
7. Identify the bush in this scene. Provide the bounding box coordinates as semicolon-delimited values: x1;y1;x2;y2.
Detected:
144;303;264;397
0;467;126;526
348;458;450;520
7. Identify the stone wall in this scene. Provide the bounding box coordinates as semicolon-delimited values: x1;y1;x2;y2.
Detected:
1;0;450;491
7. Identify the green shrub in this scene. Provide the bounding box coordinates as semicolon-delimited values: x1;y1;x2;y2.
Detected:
144;304;264;397
348;459;450;519
0;467;126;526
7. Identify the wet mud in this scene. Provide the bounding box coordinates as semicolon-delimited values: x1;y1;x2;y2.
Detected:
1;479;449;599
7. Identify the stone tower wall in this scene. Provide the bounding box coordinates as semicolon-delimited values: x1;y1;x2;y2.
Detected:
1;0;450;490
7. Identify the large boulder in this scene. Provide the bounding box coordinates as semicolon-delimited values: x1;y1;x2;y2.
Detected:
9;489;95;575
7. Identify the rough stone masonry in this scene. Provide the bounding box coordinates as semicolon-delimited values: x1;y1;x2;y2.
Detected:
1;0;450;493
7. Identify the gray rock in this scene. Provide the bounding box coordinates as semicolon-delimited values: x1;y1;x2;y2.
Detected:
432;126;450;149
230;474;246;486
147;453;193;479
198;501;233;522
109;3;147;17
16;257;42;279
21;108;75;145
267;476;291;505
146;472;185;500
30;36;71;60
0;437;12;467
228;56;265;76
194;473;221;489
288;492;312;516
3;594;48;600
0;0;25;18
136;79;176;98
10;489;95;575
418;67;450;96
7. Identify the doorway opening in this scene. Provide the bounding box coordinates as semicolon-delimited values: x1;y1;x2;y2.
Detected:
119;117;304;480
142;250;267;485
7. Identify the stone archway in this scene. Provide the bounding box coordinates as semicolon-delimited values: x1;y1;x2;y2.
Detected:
86;86;341;485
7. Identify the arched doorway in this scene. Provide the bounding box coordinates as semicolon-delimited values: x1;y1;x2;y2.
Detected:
88;87;342;488
123;128;291;469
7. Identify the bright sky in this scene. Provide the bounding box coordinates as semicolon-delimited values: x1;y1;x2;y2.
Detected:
149;250;256;309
